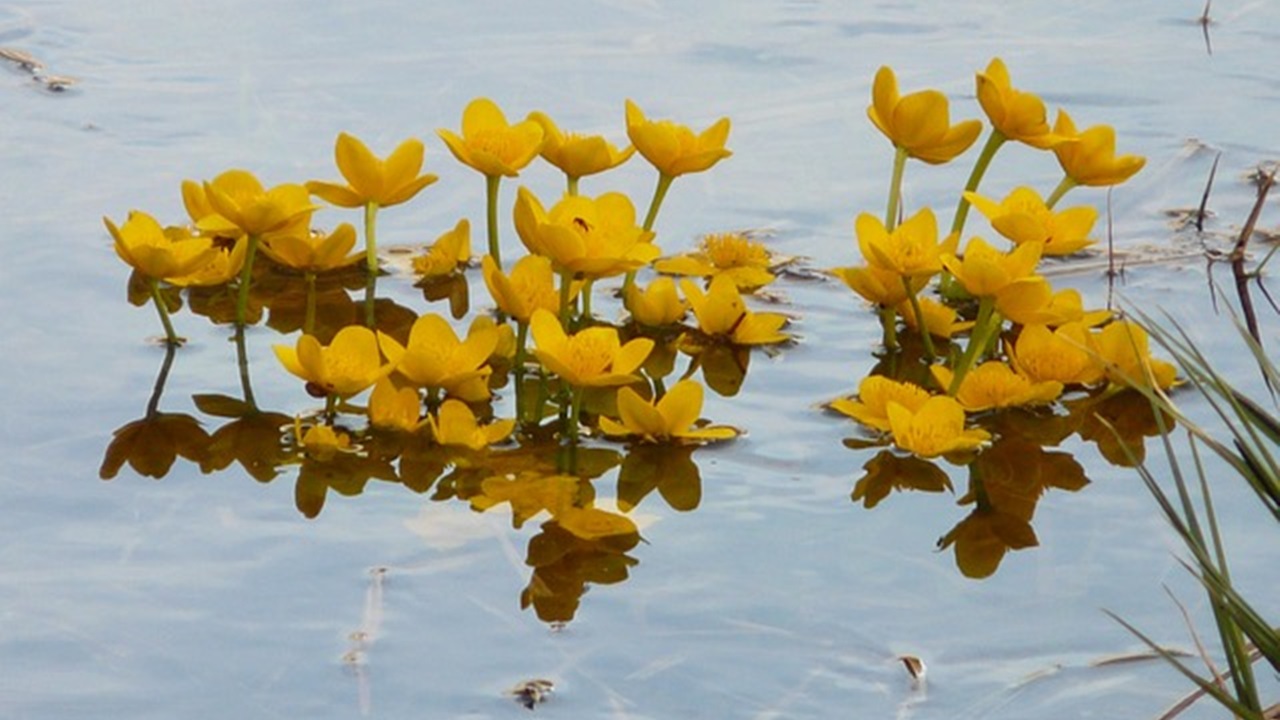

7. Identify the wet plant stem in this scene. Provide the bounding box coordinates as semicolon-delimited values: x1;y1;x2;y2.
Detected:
514;321;529;427
234;234;261;327
902;278;936;361
566;176;579;196
566;386;584;446
149;279;180;347
581;279;595;321
879;305;899;352
642;173;674;232
363;201;380;276
950;130;1006;237
145;343;178;418
885;147;909;230
949;297;999;394
324;394;337;421
1045;175;1077;209
559;269;575;328
303;271;317;336
233;324;257;410
363;271;376;328
485;174;502;268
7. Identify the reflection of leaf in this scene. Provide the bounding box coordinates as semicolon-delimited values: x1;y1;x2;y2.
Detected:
842;436;889;451
293;453;398;518
690;344;750;397
979;406;1080;447
1073;389;1171;466
100;413;209;480
938;508;1039;580
555;506;638;540
851;450;951;509
417;273;470;320
192;393;257;418
128;269;182;311
617;445;702;512
198;411;293;483
264;285;358;343
471;473;586;528
521;522;640;624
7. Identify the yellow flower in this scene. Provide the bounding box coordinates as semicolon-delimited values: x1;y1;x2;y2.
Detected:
1052;110;1146;187
975;58;1073;149
931;361;1063;411
367;377;424;432
964;186;1097;256
624;276;687;327
482;254;571;323
828;375;931;432
996;279;1112;327
897;296;975;339
624;99;732;177
513;187;659;279
199;169;317;238
377;313;497;401
105;211;218;281
529;309;653;388
654;232;776;290
868;66;982;164
306;132;439;208
942;236;1044;298
680;275;790;346
437;97;545;177
1007;323;1105;386
832;264;927;307
857;208;955;279
599;380;737;443
886;396;991;458
426;399;514;450
413;219;471;277
260;222;362;272
168;235;249;287
1093;320;1177;389
528;111;634;180
274;325;393;398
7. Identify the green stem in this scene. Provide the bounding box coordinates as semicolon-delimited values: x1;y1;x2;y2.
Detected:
233;323;258;410
514;320;529;428
363;269;376;328
902;277;936;361
885;146;909;230
879;305;899;352
303;271;317;336
234;234;261;327
566;385;584;445
1045;175;1078;209
642;173;675;232
566;176;579;196
950;129;1007;237
485;174;502;269
145;343;178;418
559;268;574;328
363;201;380;276
149;279;180;347
580;279;595;321
948;297;999;394
324;394;337;422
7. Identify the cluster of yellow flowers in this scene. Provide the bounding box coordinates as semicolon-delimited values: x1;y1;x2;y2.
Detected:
830;58;1173;465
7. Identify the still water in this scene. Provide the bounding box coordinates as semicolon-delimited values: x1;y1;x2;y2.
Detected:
1;1;1278;717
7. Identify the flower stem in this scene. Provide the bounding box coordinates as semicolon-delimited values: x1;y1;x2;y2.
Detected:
566;385;584;445
363;201;380;276
580;279;595;321
902;277;936;361
566;176;580;197
303;271;317;336
950;130;1006;237
233;323;257;410
324;393;337;421
879;305;899;352
1045;175;1078;209
485;174;502;269
145;343;178;418
642;173;675;232
363;270;377;328
885;146;909;230
149;279;180;347
948;297;999;394
234;234;261;327
559;268;574;328
514;320;529;428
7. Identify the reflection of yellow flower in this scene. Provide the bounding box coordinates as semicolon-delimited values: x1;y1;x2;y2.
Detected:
556;505;639;540
274;325;394;398
100;412;209;480
975;58;1073;149
833;265;927;307
932;361;1063;411
106;211;218;281
378;314;497;401
886;396;991;458
261;223;362;273
471;472;581;528
625;277;687;327
964;186;1097;256
199;169;317;238
529;309;653;388
295;419;353;462
1007;323;1104;386
412;219;471;277
367;377;423;432
681;276;789;346
829;375;931;432
599;380;737;443
528;111;634;179
1093;320;1176;389
482;254;570;323
857;208;954;279
625;99;731;177
1052;110;1146;187
437;98;545;178
897;296;974;340
868;66;982;164
306;132;439;208
427;399;514;450
513;187;658;279
942;236;1043;298
654;232;776;290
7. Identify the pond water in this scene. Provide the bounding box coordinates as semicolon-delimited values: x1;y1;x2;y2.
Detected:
2;0;1278;718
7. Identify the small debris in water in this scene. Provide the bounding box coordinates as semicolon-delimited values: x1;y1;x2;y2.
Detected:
0;47;42;72
508;679;554;710
35;74;77;92
897;654;927;683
